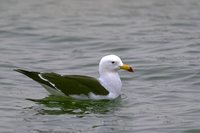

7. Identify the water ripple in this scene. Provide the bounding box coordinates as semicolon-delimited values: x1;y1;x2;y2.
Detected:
0;0;200;132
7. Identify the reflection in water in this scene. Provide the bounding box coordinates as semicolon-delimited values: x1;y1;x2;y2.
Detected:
27;95;122;115
184;129;200;133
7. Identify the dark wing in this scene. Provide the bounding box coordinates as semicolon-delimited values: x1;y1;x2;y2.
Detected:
15;69;109;96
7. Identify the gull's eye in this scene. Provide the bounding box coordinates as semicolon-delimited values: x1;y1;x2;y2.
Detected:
111;61;115;64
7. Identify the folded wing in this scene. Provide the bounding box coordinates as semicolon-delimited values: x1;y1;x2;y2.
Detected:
15;69;109;97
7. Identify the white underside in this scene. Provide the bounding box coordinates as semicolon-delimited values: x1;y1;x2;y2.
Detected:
70;92;118;100
38;73;121;100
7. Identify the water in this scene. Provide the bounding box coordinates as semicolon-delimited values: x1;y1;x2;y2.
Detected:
0;0;200;132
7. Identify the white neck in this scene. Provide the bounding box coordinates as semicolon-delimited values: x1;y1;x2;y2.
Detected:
98;71;122;98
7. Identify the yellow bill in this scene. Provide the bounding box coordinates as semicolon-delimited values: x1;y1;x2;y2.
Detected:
120;64;134;72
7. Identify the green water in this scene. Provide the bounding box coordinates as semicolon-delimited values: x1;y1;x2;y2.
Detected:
27;96;122;115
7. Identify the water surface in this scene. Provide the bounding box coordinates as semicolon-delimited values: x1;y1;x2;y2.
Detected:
0;0;200;132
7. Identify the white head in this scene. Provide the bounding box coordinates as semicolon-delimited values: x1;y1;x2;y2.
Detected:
99;55;133;75
98;55;134;99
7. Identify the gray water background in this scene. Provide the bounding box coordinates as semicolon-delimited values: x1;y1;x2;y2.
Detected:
0;0;200;132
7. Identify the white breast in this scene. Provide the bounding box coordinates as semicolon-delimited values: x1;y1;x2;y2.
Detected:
98;72;122;99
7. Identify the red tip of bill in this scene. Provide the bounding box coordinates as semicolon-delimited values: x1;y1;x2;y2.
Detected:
128;67;134;72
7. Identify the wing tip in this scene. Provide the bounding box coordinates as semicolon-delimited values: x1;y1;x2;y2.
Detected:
14;69;27;74
14;68;23;73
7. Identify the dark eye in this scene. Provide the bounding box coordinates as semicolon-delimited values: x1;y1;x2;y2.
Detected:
111;61;115;64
